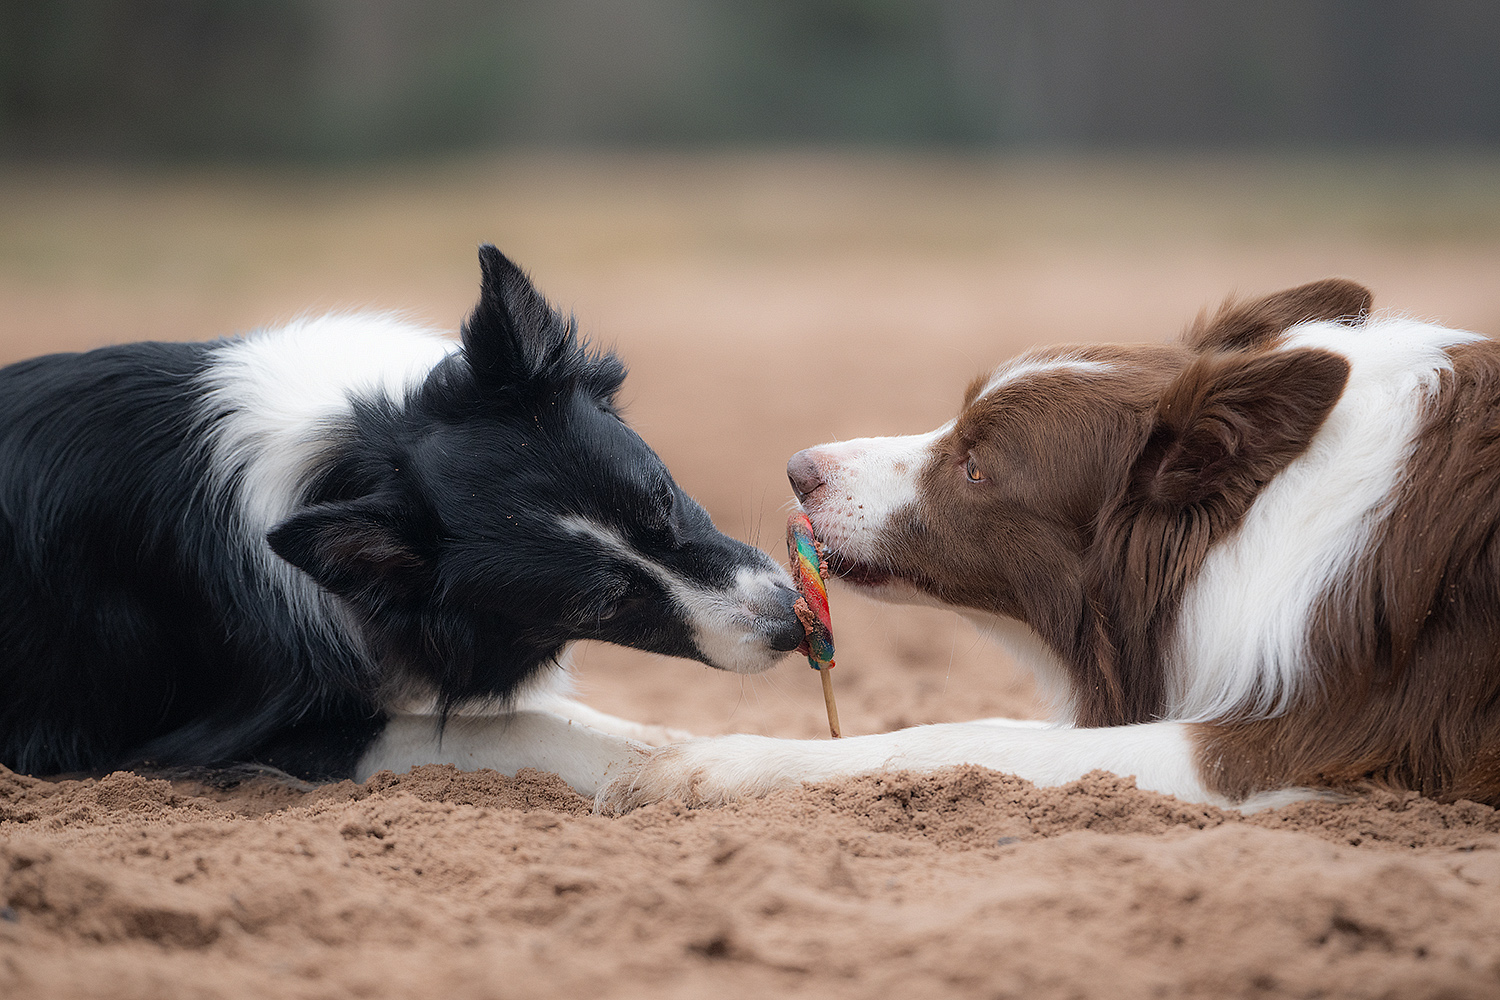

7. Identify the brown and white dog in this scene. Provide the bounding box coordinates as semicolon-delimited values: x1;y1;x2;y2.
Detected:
599;279;1500;813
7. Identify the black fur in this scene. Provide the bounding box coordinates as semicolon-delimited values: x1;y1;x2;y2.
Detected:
0;246;800;780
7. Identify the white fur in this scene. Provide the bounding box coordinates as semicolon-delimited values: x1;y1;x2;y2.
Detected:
197;313;457;622
798;425;950;566
558;515;793;674
980;354;1115;398
597;719;1312;813
1167;315;1483;720
357;710;648;796
358;655;688;791
967;716;1057;729
515;692;695;746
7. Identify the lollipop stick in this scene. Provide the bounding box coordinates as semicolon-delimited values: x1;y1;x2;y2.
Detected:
820;665;841;738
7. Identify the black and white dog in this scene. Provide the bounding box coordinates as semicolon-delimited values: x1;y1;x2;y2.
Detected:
0;246;804;793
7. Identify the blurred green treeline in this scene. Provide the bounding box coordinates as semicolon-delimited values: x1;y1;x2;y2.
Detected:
2;0;1498;162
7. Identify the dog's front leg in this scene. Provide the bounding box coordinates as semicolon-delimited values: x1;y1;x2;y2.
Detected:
596;720;1249;813
355;711;649;798
513;692;694;747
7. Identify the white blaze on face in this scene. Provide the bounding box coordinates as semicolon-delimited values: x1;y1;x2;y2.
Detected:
797;351;1123;668
797;426;950;566
559;516;793;674
977;354;1115;399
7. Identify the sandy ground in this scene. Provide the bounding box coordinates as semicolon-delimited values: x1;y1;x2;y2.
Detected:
4;154;1500;998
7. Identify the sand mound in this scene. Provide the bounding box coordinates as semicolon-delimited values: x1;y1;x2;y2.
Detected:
5;763;1500;999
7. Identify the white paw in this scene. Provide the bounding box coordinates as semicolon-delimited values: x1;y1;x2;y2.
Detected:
594;733;822;813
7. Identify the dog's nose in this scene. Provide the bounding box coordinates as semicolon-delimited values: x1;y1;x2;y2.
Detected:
764;583;806;652
787;449;826;504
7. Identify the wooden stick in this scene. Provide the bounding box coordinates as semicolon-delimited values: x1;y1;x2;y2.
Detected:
820;665;841;738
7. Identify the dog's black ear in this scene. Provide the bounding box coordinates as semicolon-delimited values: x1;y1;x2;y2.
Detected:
267;497;428;606
462;244;574;389
463;244;627;403
1186;278;1372;352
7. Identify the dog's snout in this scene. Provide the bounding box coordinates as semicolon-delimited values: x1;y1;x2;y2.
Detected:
787;449;826;504
764;583;806;653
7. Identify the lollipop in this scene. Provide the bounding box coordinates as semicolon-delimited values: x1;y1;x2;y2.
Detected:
787;509;841;738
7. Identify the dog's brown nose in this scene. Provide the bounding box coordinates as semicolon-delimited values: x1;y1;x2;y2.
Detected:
787;449;826;503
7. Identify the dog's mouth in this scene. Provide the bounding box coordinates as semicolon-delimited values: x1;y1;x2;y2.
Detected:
789;536;893;658
794;512;899;592
823;548;895;590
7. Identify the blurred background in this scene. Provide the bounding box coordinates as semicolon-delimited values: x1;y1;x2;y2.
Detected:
5;0;1500;157
3;1;1500;736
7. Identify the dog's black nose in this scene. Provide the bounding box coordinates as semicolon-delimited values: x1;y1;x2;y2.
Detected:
765;583;806;652
787;449;825;504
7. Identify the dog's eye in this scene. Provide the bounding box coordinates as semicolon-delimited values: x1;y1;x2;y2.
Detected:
652;482;685;546
965;455;985;483
593;577;633;622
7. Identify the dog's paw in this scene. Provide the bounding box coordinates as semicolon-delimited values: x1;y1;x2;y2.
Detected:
594;733;821;814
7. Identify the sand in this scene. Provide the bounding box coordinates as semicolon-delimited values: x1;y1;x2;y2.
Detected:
6;765;1500;999
4;154;1500;998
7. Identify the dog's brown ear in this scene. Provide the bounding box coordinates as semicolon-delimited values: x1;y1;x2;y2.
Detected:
1134;347;1350;513
1079;347;1351;727
1186;278;1372;352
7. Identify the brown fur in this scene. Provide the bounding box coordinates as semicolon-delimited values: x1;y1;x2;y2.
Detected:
1185;277;1371;352
817;278;1500;805
905;344;1184;691
1081;347;1349;726
1196;339;1500;804
892;330;1349;731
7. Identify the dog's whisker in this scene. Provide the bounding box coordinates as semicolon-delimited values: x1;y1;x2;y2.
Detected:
943;611;959;697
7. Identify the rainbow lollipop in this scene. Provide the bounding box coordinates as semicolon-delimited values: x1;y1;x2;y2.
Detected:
788;509;841;738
